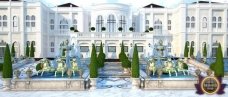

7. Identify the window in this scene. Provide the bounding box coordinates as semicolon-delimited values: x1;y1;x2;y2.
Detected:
137;46;143;52
73;19;77;30
31;15;35;27
202;17;207;28
145;20;149;30
218;17;222;28
124;46;128;52
154;19;162;32
186;16;190;28
212;17;216;28
132;23;135;32
145;20;149;24
167;42;171;53
108;46;116;52
96;15;103;32
50;19;54;30
0;40;6;58
191;16;195;28
0;16;2;27
119;15;126;32
60;19;68;30
51;48;54;52
13;16;18;27
96;46;100;52
212;42;219;57
3;15;7;27
80;46;89;52
50;42;54;47
168;20;171;30
26;15;30;27
107;15;116;32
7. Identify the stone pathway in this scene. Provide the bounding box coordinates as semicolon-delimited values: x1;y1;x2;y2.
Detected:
97;62;131;89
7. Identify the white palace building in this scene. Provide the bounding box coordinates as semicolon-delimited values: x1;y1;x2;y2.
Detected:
0;0;228;59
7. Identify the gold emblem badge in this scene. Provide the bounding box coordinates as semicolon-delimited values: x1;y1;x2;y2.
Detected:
200;76;220;95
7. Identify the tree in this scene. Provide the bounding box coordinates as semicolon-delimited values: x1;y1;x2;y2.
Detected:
118;27;123;32
74;29;79;32
3;44;13;78
101;27;106;32
203;42;207;58
90;44;98;78
131;44;139;78
129;27;134;32
11;42;16;57
70;27;75;31
190;41;194;57
210;43;224;77
91;27;95;31
26;42;30;57
30;41;35;57
184;41;189;58
149;27;153;31
98;42;105;68
145;30;149;32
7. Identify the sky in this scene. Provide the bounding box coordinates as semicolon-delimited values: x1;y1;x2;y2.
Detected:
36;0;228;8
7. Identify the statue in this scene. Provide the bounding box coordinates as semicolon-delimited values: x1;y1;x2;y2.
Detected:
176;59;189;75
146;58;156;76
55;58;67;77
162;58;177;77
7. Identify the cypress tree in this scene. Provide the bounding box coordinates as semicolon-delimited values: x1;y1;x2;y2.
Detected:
203;43;207;58
184;41;189;58
11;42;16;57
25;42;30;57
90;44;98;78
30;42;35;57
190;41;194;57
98;42;105;68
3;44;13;78
210;43;224;77
131;44;139;78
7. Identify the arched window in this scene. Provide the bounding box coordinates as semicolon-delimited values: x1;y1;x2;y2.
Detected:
31;15;35;27
145;20;149;30
3;15;7;27
191;16;195;28
50;19;54;30
186;16;190;28
202;17;207;28
119;15;126;32
212;16;216;28
154;19;162;33
73;19;77;30
167;42;172;53
218;17;222;28
59;19;68;30
26;15;30;27
13;16;18;27
96;15;103;32
107;14;116;32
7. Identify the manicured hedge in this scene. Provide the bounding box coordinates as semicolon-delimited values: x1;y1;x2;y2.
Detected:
131;44;139;78
0;63;3;72
3;44;13;78
210;43;224;77
90;44;98;78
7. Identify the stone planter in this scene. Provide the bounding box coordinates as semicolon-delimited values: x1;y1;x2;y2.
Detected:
123;68;129;74
90;78;97;90
26;68;33;79
131;78;140;89
14;69;21;79
3;78;12;90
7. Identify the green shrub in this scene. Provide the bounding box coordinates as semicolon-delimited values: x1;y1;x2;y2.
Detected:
30;41;35;57
131;44;139;78
36;63;42;71
203;43;207;58
183;63;188;70
184;41;189;57
149;27;153;31
3;44;13;78
11;42;16;57
90;44;98;78
190;41;194;57
210;43;224;77
62;48;66;56
0;63;3;72
101;27;106;32
91;27;95;31
118;27;123;32
145;30;149;32
70;27;75;31
129;27;134;32
98;42;105;68
26;42;30;57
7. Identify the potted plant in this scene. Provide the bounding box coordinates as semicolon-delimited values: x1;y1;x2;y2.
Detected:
2;44;13;90
74;29;79;32
91;27;95;32
101;27;106;32
149;27;153;32
129;27;134;32
131;44;140;89
14;69;21;79
118;27;123;32
70;27;75;31
144;30;149;33
26;67;33;79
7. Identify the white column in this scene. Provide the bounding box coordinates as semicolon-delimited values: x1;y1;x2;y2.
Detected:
163;10;168;31
195;7;200;56
179;4;187;57
20;1;25;56
208;8;212;32
8;1;12;44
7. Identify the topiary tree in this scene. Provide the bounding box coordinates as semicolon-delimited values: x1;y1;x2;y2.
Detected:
210;43;224;77
101;27;106;32
74;29;79;32
118;27;123;32
98;42;105;68
145;30;149;32
203;42;207;58
91;27;95;31
70;27;75;31
30;41;35;58
3;44;13;78
131;44;139;78
149;27;153;32
11;42;16;57
90;44;98;78
190;41;194;58
25;42;30;57
184;41;189;58
129;27;134;32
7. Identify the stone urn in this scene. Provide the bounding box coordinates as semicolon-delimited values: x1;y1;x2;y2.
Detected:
131;78;140;89
90;78;97;90
67;69;73;78
26;68;33;79
3;78;12;90
14;69;21;79
78;69;83;78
